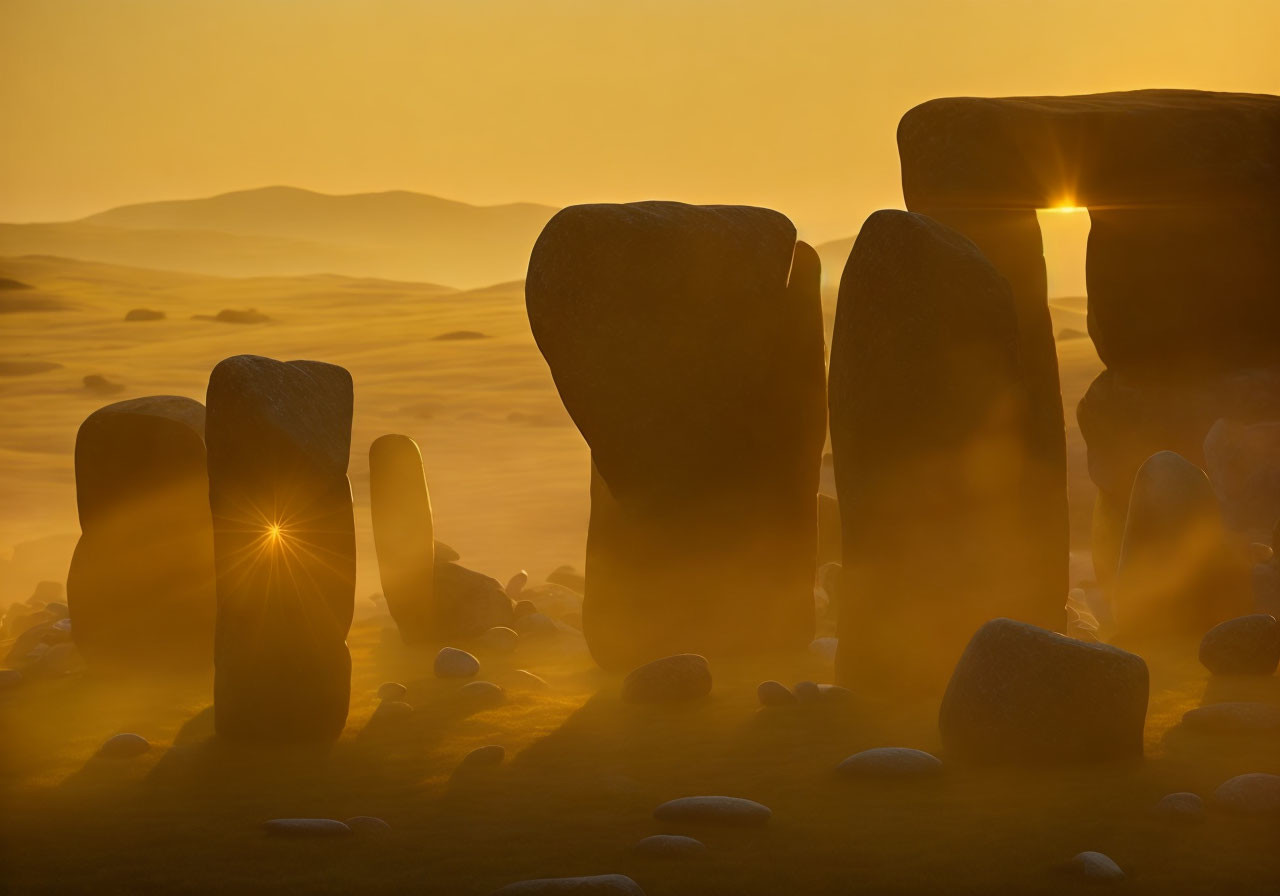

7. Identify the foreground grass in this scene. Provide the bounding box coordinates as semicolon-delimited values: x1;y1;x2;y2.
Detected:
2;620;1278;895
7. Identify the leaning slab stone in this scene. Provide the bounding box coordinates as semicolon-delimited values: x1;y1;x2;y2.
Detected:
527;202;826;669
1198;614;1280;675
206;355;355;742
1113;451;1251;638
67;396;216;672
939;619;1148;763
652;796;771;827
829;210;1064;694
836;748;942;778
490;875;645;896
621;654;711;704
1213;773;1280;817
434;562;515;638
262;818;352;837
369;434;435;643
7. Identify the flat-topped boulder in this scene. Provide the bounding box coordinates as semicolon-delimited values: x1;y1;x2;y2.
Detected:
206;355;355;742
939;618;1148;763
67;395;216;672
527;201;826;669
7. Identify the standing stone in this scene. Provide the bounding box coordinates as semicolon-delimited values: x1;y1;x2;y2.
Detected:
939;618;1148;763
206;355;355;742
1113;451;1251;639
829;210;1062;694
66;396;216;671
369;434;435;643
526;202;826;670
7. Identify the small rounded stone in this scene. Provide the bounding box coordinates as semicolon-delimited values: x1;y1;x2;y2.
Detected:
1213;772;1280;816
622;654;712;704
435;646;480;679
757;680;797;707
505;571;528;599
459;744;506;769
1199;614;1280;676
1153;792;1204;822
262;818;352;837
377;681;407;701
344;815;392;834
477;626;519;653
1066;851;1124;883
652;795;771;826
836;747;942;778
458;680;505;706
632;834;707;858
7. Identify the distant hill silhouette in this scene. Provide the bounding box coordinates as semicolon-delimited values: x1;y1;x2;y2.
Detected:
0;187;558;288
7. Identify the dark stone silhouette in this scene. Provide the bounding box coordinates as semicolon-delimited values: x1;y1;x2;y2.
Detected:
66;396;216;671
205;354;355;741
898;89;1280;583
1199;614;1280;676
829;210;1060;693
433;561;515;637
939;618;1148;763
1113;451;1252;638
369;434;435;642
1203;418;1280;541
526;202;826;670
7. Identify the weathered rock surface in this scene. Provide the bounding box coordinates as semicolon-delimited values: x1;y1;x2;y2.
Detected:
621;654;711;704
1112;451;1251;637
67;396;216;672
369;434;435;643
435;647;480;679
1181;702;1280;733
652;796;771;827
1213;773;1280;816
490;875;645;896
830;210;1063;694
206;355;355;742
939;619;1148;763
835;748;942;778
527;202;826;669
434;562;515;638
1199;614;1280;675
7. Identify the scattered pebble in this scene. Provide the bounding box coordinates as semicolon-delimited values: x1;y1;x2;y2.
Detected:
344;816;391;834
1213;772;1280;817
1153;792;1204;822
1181;702;1280;733
836;747;942;778
1199;614;1280;676
478;626;519;653
1066;851;1125;883
262;818;352;837
513;600;538;619
505;571;528;599
622;654;712;704
371;700;413;721
458;680;506;707
632;834;707;858
459;744;506;769
490;874;644;895
377;681;407;702
435;646;480;679
97;733;150;759
794;680;820;701
652;796;771;827
757;680;797;707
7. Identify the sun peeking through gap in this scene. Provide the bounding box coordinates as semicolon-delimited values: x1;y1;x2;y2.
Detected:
266;522;283;544
1047;199;1086;214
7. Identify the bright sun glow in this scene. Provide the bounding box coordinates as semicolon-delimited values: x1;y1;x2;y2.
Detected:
1048;201;1086;213
266;523;283;541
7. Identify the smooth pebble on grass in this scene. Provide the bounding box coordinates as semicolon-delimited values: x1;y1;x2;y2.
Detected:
836;747;942;778
652;796;771;826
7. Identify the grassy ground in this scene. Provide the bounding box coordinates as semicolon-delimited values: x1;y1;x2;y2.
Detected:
2;617;1277;895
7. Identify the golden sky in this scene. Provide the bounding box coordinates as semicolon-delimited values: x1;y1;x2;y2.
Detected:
2;0;1277;247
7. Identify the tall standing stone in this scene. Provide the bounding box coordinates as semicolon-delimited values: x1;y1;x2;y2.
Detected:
66;396;216;671
829;210;1062;694
206;355;355;741
369;434;435;643
1113;451;1251;639
526;202;826;670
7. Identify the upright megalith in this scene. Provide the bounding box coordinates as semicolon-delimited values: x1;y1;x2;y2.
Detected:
1113;451;1251;638
526;202;827;670
829;210;1064;693
369;434;435;643
205;355;356;741
66;396;216;671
